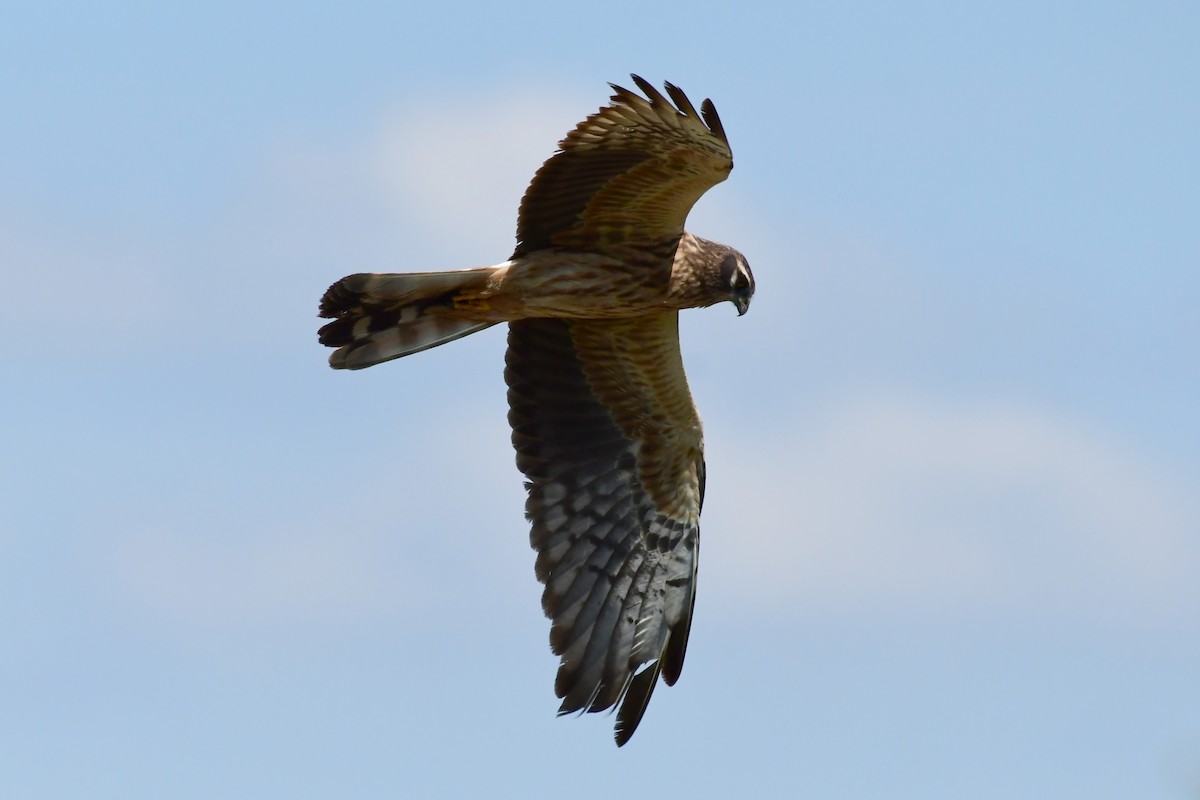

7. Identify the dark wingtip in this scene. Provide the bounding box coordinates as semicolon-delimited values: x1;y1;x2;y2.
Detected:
609;75;648;108
613;662;662;747
611;77;723;144
629;74;670;110
663;80;700;119
700;97;727;143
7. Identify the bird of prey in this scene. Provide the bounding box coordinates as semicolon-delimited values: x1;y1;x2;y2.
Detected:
317;75;754;746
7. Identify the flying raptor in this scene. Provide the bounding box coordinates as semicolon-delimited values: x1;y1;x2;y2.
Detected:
318;75;754;745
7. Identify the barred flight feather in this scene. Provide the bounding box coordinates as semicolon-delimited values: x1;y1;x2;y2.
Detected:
505;317;701;746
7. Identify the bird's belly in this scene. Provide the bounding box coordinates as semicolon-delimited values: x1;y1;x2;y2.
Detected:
487;251;676;320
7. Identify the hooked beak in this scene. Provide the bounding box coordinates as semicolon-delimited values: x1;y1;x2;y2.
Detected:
733;296;750;316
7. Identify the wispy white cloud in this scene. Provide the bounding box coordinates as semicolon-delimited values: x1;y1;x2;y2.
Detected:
703;392;1200;624
0;84;594;359
370;83;588;258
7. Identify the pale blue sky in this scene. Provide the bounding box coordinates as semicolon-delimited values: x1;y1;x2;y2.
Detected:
2;2;1198;798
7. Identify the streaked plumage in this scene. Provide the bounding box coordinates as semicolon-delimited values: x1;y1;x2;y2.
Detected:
317;76;754;745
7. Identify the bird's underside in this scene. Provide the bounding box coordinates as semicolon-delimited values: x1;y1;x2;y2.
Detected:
506;314;704;745
317;75;753;745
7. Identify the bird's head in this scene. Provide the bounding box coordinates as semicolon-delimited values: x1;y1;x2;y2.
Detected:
674;234;755;314
719;250;755;315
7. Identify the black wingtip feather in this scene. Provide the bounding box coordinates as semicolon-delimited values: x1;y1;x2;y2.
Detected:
630;74;674;112
623;75;727;146
614;661;662;746
700;98;727;143
663;81;700;119
629;73;652;97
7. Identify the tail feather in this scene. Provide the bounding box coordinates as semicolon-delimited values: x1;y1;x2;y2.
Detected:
318;269;499;370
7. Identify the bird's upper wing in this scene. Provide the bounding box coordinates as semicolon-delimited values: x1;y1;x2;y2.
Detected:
513;75;732;256
505;315;705;746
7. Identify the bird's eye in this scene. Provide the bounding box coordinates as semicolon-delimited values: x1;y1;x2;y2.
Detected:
731;268;749;290
720;253;740;287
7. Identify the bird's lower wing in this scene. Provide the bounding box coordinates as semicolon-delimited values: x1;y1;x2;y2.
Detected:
504;314;705;746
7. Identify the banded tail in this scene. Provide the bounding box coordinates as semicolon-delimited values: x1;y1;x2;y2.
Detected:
318;268;500;370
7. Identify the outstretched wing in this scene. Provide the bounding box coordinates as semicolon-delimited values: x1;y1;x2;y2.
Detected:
513;75;733;256
505;315;705;746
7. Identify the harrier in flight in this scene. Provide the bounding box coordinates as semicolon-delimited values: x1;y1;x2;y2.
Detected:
318;76;754;745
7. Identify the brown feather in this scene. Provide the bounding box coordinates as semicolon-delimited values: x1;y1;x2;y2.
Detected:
505;316;702;745
513;75;732;255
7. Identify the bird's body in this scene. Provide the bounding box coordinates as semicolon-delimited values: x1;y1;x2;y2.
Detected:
319;233;745;368
318;76;753;745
